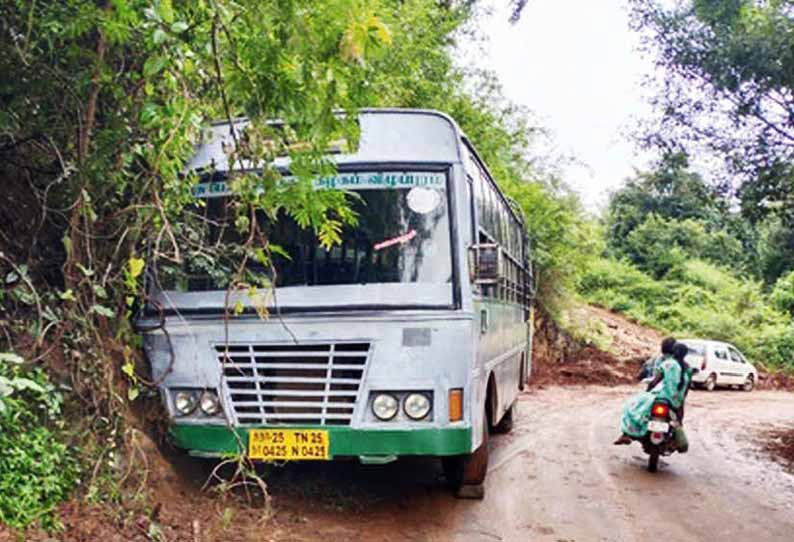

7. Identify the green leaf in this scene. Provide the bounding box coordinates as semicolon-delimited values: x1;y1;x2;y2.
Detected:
157;0;174;24
75;263;94;277
59;289;76;302
171;21;188;33
91;304;115;318
93;284;108;299
234;300;244;315
128;386;140;401
269;243;292;261
11;377;46;394
128;256;145;279
143;55;168;78
0;353;24;365
0;376;13;396
152;28;166;45
122;361;135;378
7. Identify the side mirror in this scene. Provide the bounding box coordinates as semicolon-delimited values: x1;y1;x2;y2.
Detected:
468;243;502;284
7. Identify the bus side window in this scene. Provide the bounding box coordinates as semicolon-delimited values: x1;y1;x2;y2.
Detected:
466;175;476;243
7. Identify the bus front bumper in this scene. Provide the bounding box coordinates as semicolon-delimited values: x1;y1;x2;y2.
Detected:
169;424;473;459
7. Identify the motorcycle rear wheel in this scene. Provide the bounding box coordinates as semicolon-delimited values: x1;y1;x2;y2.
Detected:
648;451;660;472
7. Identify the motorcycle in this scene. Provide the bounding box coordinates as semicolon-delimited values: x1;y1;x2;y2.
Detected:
641;400;679;472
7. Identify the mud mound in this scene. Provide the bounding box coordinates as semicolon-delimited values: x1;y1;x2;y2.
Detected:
759;371;794;391
532;346;640;387
761;427;794;475
532;305;660;387
585;305;663;360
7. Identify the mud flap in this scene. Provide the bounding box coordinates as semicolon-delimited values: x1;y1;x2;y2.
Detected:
674;426;689;453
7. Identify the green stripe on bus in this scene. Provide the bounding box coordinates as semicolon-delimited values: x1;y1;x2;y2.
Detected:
169;424;473;458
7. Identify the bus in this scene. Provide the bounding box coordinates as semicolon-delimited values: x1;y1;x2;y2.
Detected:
137;109;534;498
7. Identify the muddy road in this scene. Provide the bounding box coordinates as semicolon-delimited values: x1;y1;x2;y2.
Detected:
257;386;794;542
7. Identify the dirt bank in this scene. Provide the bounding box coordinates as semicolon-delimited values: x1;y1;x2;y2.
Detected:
532;305;663;387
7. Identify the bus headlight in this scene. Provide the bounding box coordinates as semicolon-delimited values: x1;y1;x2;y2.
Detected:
173;390;199;415
403;393;431;420
199;391;222;416
372;393;399;421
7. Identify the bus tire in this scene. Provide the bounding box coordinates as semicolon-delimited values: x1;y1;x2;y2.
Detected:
442;411;489;500
519;355;528;391
491;404;514;434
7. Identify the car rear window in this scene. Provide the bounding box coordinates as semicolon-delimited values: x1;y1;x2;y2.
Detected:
680;342;705;355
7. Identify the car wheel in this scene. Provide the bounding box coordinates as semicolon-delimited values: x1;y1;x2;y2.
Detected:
743;375;755;392
704;374;717;392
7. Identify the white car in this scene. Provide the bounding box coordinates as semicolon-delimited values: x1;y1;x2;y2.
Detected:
678;339;758;392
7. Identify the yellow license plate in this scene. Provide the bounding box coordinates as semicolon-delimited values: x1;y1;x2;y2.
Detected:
248;429;330;461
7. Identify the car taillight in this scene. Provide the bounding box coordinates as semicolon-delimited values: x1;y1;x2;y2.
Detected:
651;403;669;418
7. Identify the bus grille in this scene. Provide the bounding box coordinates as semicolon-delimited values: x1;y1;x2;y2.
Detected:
216;342;371;426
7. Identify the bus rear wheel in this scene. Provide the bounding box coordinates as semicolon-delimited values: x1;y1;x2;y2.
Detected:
491;404;514;435
442;413;489;500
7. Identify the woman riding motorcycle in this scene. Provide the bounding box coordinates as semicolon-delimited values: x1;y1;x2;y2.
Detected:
615;340;692;446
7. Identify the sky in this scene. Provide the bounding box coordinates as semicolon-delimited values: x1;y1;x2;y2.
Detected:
470;1;657;211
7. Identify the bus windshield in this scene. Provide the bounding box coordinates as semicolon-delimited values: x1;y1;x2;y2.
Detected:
158;171;452;293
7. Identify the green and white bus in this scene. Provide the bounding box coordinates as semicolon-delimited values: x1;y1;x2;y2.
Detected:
137;109;534;497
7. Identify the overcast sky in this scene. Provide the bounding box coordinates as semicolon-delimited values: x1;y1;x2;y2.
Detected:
469;1;657;211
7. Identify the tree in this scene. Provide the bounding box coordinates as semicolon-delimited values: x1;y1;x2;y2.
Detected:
629;0;794;224
605;152;725;251
770;270;794;317
758;218;794;284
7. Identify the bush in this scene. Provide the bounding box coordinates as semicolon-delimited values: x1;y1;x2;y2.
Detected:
0;354;78;529
770;271;794;317
754;324;794;370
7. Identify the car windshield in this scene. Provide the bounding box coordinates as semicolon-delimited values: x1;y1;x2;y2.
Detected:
156;171;453;291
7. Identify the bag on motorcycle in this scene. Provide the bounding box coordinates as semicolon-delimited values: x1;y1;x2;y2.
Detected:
673;426;689;453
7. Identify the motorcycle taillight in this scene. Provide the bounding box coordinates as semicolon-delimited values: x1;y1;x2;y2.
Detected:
651;403;669;418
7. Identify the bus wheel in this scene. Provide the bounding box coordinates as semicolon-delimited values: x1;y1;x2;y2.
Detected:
491;404;514;435
442;413;489;499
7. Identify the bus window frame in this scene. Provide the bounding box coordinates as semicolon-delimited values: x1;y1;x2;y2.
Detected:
148;161;463;314
460;138;532;310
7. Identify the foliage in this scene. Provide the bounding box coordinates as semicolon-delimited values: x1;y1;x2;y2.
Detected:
0;356;78;529
580;257;794;371
605;152;725;246
770;271;794;317
629;0;794;224
603;154;793;282
620;214;745;279
757;218;794;284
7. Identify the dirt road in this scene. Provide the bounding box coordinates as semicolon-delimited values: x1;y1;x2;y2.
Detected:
264;386;794;542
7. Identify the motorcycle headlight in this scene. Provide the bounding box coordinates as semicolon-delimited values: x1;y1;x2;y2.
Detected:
403;393;431;420
173;390;199;416
199;391;222;416
372;393;399;421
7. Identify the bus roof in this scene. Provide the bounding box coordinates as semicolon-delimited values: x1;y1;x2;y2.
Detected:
186;108;463;173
